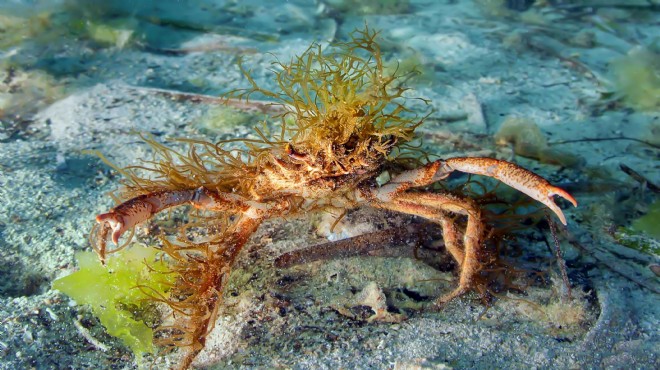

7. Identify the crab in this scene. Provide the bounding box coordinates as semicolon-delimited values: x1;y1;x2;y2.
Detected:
91;27;577;366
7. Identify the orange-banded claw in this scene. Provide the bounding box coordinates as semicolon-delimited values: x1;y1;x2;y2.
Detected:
93;190;196;261
533;183;577;226
442;157;578;225
96;207;145;246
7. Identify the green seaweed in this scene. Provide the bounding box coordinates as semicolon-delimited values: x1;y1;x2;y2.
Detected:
615;227;660;255
384;51;434;85
609;46;660;111
631;200;660;239
53;244;175;355
615;200;660;255
196;105;261;135
85;19;136;48
494;116;584;168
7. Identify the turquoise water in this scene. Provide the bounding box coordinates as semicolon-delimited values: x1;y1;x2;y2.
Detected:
0;1;658;369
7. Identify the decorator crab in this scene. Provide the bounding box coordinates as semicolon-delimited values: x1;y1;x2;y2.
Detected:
91;27;576;367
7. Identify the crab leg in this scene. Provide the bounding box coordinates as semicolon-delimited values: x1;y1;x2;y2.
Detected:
367;190;483;305
441;158;577;225
384;157;577;225
362;157;578;305
94;187;259;263
369;191;466;266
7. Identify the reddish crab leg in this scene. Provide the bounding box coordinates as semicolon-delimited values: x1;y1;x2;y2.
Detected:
96;190;196;246
440;157;577;225
93;187;271;262
96;187;261;245
378;157;576;225
94;189;196;263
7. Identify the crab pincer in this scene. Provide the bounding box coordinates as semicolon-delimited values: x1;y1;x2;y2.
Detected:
94;190;196;262
443;157;577;225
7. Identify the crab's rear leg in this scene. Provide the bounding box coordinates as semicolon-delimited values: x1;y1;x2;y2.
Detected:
362;157;577;305
374;196;466;268
368;191;483;305
94;187;254;263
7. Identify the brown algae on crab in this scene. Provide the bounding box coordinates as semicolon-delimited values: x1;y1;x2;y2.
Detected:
108;26;424;202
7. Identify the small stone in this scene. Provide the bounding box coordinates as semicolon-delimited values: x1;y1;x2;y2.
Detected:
650;264;660;277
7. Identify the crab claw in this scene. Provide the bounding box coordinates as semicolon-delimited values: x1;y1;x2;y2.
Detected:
443;157;577;225
527;183;577;226
93;190;197;256
94;195;162;255
94;209;145;265
96;211;132;245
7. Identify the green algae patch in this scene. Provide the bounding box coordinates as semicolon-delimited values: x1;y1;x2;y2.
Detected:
494;116;584;168
326;0;411;15
53;244;174;355
196;105;260;135
609;47;660;111
631;200;660;239
615;227;660;256
615;200;660;256
85;19;136;48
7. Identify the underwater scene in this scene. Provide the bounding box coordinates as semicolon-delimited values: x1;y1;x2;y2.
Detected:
0;0;658;369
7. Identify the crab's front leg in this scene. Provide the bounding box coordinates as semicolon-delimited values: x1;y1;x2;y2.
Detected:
93;187;258;263
371;195;466;269
385;157;577;225
439;157;577;224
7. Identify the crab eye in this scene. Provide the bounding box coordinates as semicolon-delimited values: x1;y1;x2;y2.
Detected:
285;143;308;161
